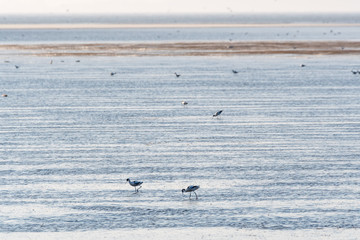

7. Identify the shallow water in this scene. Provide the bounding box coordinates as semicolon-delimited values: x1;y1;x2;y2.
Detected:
1;55;360;232
1;14;360;44
1;26;359;44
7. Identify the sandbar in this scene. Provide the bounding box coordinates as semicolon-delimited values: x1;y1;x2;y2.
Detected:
1;41;360;56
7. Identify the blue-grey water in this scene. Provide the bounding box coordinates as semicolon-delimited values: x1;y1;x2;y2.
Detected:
0;13;360;43
1;14;360;234
2;26;360;43
1;55;360;232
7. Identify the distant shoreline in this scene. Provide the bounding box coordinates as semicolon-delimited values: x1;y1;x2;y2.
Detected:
1;41;360;56
1;23;360;29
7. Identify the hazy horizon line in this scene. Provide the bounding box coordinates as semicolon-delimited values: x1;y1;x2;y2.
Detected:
1;12;359;25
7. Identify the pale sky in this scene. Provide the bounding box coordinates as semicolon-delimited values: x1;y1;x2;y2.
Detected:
1;0;360;14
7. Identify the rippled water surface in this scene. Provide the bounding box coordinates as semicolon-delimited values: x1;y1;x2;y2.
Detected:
1;55;360;232
1;26;360;43
1;14;360;43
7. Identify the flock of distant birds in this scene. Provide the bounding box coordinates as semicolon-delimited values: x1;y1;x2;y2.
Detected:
123;70;227;200
4;60;360;200
127;178;200;200
125;70;224;200
110;70;225;118
3;61;359;98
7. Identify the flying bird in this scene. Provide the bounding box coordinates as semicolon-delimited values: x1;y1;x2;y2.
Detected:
213;110;223;117
182;185;200;200
127;178;143;193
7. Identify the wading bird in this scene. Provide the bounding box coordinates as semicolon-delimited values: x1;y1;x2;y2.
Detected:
127;178;143;193
213;110;223;117
182;185;200;200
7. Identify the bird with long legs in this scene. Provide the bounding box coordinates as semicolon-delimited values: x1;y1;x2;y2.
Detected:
182;185;200;200
127;178;143;193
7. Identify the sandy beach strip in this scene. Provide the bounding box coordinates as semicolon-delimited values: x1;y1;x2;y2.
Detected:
0;228;359;240
1;41;360;56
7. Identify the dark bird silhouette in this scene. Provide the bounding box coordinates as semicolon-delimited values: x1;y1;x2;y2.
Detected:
182;185;200;200
213;110;223;117
174;72;181;77
232;70;238;74
126;178;143;193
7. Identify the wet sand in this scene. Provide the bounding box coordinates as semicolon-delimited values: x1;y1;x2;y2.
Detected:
1;41;360;56
0;228;359;240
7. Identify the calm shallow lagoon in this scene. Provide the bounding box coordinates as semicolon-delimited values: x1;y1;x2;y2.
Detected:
1;13;360;239
1;55;360;235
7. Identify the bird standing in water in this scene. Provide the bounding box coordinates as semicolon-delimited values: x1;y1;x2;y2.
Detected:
182;185;200;200
127;178;143;193
213;110;223;117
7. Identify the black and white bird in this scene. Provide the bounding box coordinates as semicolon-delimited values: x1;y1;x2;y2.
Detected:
213;110;223;117
181;101;188;106
182;185;200;200
174;72;181;77
126;178;143;193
